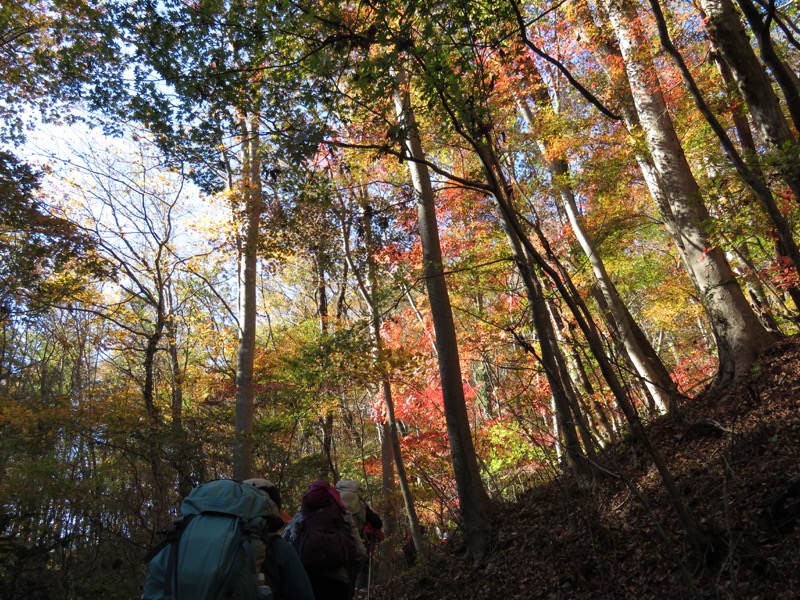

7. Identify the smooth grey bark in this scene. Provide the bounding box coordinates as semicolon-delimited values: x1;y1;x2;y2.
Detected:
573;6;706;296
697;0;800;202
393;69;492;561
603;0;775;386
734;0;800;132
232;112;262;481
582;4;794;338
649;0;800;279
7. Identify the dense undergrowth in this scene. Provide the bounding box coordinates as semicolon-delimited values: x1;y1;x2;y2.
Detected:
368;336;800;599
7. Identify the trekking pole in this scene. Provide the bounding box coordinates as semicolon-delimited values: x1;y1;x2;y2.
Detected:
366;551;372;600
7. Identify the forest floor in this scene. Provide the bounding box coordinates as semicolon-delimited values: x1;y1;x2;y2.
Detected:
367;336;800;600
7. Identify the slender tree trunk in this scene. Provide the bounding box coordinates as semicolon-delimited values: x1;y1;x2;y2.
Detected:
477;142;596;487
703;29;763;160
313;248;338;481
142;307;164;422
544;298;602;456
550;305;616;441
393;68;492;561
456;75;711;553
166;284;184;430
166;283;193;499
649;0;800;281
232;111;263;481
361;213;422;559
518;96;677;413
604;0;775;386
380;421;395;533
340;188;423;558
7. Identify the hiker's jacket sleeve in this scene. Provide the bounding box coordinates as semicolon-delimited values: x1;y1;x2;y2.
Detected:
282;512;302;544
265;537;315;600
343;512;367;562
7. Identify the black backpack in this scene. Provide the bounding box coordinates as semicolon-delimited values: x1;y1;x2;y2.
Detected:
290;505;358;571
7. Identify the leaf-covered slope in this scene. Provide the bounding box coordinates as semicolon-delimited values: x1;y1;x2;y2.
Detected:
370;336;800;599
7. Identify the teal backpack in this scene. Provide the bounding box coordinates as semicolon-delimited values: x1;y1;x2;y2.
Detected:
142;479;283;600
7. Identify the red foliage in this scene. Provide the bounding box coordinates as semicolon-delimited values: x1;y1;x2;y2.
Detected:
670;342;717;394
769;256;800;290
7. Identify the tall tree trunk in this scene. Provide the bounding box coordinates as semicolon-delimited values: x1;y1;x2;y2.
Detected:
549;303;617;442
478;129;711;557
579;0;798;336
142;303;165;422
166;283;193;499
339;188;424;558
734;0;800;132
393;68;492;561
703;24;764;161
603;0;775;386
544;297;602;457
704;39;800;321
476;141;597;487
314;248;338;482
380;422;396;536
232;111;263;481
432;28;712;545
166;284;183;431
697;0;800;202
359;202;423;560
415;22;602;477
649;0;800;281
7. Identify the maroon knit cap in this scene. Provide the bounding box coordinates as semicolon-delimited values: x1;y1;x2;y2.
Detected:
301;480;346;512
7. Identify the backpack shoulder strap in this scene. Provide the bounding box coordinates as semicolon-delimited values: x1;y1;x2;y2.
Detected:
143;514;196;563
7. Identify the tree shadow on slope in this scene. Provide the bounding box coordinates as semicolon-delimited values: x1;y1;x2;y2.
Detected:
369;336;800;600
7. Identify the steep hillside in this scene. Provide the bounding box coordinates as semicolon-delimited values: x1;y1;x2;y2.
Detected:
370;336;800;599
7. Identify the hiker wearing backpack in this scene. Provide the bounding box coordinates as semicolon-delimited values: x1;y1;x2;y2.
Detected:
243;478;315;600
334;480;384;599
142;479;285;600
283;480;366;600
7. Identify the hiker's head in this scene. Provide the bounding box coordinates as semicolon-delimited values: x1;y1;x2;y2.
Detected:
243;478;292;525
244;478;282;508
334;479;362;496
338;489;360;514
301;480;346;513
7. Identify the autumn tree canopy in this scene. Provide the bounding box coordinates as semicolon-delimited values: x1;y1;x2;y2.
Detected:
1;0;799;595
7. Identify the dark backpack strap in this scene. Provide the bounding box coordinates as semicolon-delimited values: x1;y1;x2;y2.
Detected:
143;514;195;563
142;514;196;598
164;530;181;597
